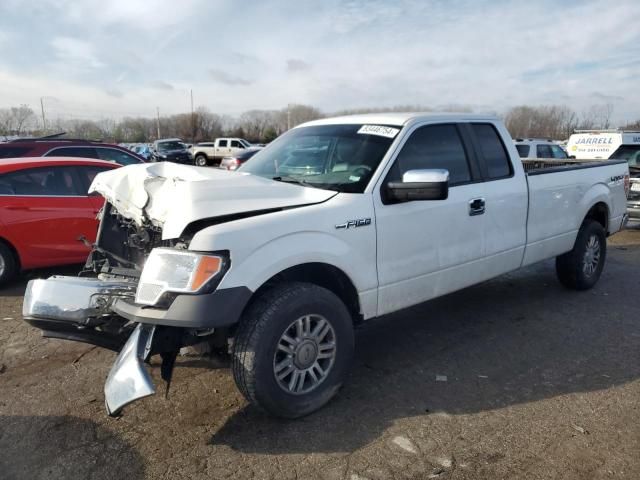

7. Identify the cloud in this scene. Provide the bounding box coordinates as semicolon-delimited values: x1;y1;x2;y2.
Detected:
105;88;124;98
1;0;639;124
592;92;624;102
286;59;311;73
51;37;104;69
150;80;174;90
208;69;253;86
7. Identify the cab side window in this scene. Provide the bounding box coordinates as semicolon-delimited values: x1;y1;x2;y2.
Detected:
387;124;472;186
470;124;512;179
218;140;228;147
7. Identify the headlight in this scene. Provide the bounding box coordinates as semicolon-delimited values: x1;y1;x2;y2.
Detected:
135;248;228;306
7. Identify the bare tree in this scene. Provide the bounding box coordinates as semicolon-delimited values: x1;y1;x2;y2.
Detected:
11;105;35;135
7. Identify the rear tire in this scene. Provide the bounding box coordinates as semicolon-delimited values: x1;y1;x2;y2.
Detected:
555;219;606;290
232;282;354;418
0;242;18;286
195;154;208;167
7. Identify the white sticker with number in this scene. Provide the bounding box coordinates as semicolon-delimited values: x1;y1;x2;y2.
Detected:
631;182;640;192
357;125;400;138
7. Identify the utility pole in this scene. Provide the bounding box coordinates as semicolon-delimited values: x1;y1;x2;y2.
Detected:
287;103;291;130
40;97;46;132
190;89;195;143
156;107;161;139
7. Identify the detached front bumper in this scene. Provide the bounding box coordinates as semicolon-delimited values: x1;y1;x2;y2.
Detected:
23;275;252;415
104;323;156;415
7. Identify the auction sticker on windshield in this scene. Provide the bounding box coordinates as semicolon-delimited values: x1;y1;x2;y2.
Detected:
357;125;400;138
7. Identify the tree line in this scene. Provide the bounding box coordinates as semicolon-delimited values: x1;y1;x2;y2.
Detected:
1;102;637;144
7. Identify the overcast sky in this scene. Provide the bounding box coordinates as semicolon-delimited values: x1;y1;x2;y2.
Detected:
1;0;639;123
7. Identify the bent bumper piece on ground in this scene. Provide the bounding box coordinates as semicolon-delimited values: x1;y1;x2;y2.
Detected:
104;323;156;416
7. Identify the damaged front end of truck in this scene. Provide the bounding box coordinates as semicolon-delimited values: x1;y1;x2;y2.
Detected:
22;162;335;415
24;201;228;415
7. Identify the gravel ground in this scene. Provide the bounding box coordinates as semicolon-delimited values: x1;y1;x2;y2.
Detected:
1;228;639;480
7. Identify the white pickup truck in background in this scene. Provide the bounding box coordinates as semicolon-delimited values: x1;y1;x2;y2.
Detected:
23;113;630;419
190;137;252;166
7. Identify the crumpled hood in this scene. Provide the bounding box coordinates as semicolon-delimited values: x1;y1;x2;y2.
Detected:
89;162;337;239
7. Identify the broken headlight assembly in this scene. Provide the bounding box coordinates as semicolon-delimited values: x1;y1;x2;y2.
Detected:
135;248;229;306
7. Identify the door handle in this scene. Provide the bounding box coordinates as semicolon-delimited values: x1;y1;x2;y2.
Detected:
469;198;485;216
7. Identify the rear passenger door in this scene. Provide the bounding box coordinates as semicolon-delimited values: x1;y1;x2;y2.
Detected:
0;166;99;267
465;123;528;274
374;123;487;315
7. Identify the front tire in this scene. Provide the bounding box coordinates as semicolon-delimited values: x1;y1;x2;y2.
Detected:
556;219;606;290
195;154;208;167
232;282;354;418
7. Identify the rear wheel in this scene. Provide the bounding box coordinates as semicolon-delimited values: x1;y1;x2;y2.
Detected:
195;154;208;167
0;242;18;286
232;282;354;418
556;219;606;290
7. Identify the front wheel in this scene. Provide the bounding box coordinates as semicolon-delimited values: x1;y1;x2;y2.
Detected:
556;219;607;290
232;282;354;418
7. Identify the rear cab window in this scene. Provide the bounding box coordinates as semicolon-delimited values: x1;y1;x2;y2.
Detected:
470;123;513;180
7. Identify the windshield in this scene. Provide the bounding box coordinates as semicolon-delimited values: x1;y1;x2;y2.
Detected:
240;139;252;148
239;124;400;193
157;141;184;151
610;145;640;167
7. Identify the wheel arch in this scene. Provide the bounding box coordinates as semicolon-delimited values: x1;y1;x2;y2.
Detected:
0;236;21;270
243;262;363;326
584;201;609;234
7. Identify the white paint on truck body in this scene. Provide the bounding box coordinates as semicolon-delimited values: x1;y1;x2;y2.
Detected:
91;113;629;320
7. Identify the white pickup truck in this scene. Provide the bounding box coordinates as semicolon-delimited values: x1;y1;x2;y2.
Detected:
190;138;252;167
23;113;630;418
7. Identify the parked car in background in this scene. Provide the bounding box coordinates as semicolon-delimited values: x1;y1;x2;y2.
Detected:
567;129;640;160
219;147;263;170
0;134;146;166
190;138;252;166
150;139;192;164
514;138;568;159
133;144;152;160
0;157;120;284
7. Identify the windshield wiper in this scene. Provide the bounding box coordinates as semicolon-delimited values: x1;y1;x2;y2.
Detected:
272;176;310;187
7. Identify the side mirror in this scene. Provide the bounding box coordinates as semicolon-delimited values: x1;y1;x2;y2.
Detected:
386;169;449;203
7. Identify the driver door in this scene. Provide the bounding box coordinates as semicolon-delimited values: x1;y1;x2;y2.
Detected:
374;123;487;315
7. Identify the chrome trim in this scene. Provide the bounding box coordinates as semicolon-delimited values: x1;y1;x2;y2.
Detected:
402;169;449;183
104;324;156;416
23;276;137;324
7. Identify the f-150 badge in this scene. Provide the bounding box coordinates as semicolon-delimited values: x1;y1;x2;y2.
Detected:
335;218;372;229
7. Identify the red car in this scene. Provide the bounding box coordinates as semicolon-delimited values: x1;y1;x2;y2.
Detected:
0;157;119;284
